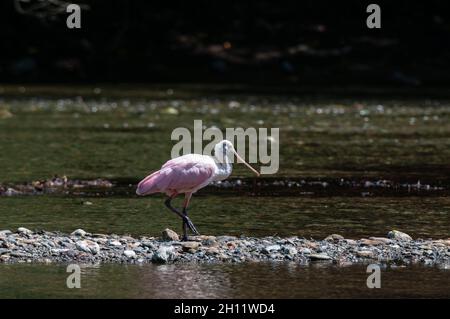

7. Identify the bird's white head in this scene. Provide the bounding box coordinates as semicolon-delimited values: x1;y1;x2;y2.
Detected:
214;140;260;176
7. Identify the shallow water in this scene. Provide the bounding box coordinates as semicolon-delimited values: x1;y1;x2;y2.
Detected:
0;262;448;298
0;195;449;239
0;86;449;298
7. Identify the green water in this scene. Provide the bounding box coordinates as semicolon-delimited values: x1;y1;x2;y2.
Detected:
0;195;449;239
0;263;448;298
0;85;449;298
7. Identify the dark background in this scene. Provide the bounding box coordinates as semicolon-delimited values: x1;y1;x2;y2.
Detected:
1;0;449;86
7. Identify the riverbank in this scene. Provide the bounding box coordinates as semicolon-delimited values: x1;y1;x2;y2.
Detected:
0;228;449;266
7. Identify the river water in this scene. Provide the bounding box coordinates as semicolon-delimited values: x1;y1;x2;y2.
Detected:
0;85;449;298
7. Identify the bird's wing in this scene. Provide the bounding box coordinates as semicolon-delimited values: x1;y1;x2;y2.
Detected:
136;155;215;195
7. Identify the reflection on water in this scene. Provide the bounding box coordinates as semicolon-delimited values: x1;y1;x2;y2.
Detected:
0;262;448;298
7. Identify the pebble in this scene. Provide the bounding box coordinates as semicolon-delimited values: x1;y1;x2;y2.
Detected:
152;246;176;263
17;227;33;235
324;234;344;241
181;242;200;253
262;245;281;254
309;253;332;261
387;230;413;241
75;240;100;255
162;228;179;242
71;229;87;237
123;250;136;259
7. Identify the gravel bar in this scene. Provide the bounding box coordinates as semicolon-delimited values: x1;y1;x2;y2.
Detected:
0;228;449;267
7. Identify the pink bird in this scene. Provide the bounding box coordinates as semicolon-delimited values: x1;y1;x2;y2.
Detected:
136;140;260;240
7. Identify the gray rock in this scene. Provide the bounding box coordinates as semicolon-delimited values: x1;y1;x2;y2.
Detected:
75;240;100;255
4;188;21;196
17;227;33;235
0;230;12;236
123;250;136;259
309;253;332;261
324;234;344;241
262;244;281;254
109;240;122;247
181;241;200;252
162;228;179;241
71;229;87;237
299;248;312;255
387;230;412;241
152;246;176;263
141;241;156;249
357;250;375;258
282;246;298;256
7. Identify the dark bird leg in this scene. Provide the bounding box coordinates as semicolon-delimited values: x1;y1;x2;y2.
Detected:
182;193;200;240
164;194;199;241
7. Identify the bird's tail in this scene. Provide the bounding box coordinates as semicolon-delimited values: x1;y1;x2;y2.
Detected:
136;171;162;195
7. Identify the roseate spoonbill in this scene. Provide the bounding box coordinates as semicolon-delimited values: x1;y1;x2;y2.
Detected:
136;140;260;240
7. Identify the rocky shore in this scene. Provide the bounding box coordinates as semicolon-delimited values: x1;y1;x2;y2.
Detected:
0;228;449;267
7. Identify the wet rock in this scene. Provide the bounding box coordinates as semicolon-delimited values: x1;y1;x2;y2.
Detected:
75;240;100;255
216;236;238;243
0;230;12;236
162;228;179;241
152;246;176;263
203;238;218;247
325;234;344;241
4;188;21;196
309;253;332;261
299;248;312;255
369;237;393;244
387;230;412;241
17;227;33;235
141;241;156;249
123;250;136;259
181;242;200;253
304;241;319;249
282;246;297;256
360;238;386;246
71;229;87;237
357;250;375;258
262;244;281;254
109;240;122;247
226;241;237;249
205;247;220;255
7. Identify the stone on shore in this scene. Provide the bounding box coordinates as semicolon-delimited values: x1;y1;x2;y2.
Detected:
162;228;179;241
387;230;412;241
324;234;344;241
17;227;33;235
76;240;100;255
71;229;87;237
309;253;332;261
152;246;176;263
123;250;136;259
181;241;201;253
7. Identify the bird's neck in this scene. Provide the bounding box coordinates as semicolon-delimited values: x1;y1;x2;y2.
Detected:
214;156;233;181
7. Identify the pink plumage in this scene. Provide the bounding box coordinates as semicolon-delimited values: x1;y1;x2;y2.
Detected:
136;154;216;197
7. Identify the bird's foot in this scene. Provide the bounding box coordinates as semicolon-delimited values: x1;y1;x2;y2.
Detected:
183;216;200;236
